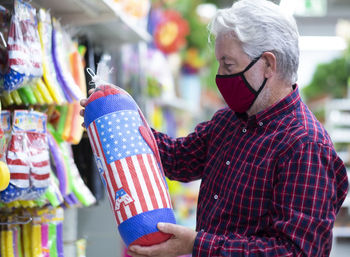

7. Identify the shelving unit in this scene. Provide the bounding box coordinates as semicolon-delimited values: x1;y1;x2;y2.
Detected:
32;0;151;47
325;98;350;237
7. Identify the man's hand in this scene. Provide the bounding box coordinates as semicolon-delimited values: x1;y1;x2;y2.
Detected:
127;222;198;257
79;88;95;127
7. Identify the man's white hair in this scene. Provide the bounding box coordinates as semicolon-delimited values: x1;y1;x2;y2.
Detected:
209;0;300;84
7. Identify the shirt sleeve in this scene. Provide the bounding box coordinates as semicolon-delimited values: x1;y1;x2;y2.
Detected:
151;113;217;182
193;141;349;256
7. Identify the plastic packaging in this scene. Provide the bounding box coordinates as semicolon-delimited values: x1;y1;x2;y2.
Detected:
37;9;65;105
84;64;175;246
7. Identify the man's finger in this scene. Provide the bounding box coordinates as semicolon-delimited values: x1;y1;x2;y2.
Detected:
80;99;87;107
126;250;148;257
157;222;181;236
88;88;95;95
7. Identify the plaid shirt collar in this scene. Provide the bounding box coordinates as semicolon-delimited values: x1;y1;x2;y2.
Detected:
236;84;300;128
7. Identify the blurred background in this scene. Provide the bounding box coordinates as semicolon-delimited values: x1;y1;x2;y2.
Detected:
0;0;349;256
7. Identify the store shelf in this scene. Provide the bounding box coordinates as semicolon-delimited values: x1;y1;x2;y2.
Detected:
333;227;350;237
329;129;350;143
152;97;201;115
32;0;151;46
338;151;349;164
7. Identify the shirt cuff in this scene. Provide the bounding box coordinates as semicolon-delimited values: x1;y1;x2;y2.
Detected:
193;231;220;256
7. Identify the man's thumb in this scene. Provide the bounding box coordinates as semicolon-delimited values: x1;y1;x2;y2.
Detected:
157;222;178;234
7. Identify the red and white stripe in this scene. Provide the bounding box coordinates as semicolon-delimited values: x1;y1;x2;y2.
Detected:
6;134;30;188
87;122;172;225
30;150;50;187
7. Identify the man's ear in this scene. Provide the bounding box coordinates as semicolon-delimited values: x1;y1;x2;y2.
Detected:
262;52;276;78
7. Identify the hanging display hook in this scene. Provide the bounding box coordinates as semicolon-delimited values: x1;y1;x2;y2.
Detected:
0;215;32;225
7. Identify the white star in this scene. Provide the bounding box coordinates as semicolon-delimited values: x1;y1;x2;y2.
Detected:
125;124;128;128
110;156;113;160
122;138;126;142
108;121;112;125
126;151;130;155
119;132;122;136
108;128;112;132
110;135;114;139
131;137;134;140
103;138;106;142
101;132;105;135
132;117;135;120
114;140;118;144
124;117;128;121
112;114;116;117
132;123;136;127
117;126;120;129
114;148;118;152
126;131;130;134
98;120;101;123
138;142;142;145
123;145;126;149
106;144;110;148
128;111;132;114
105;117;108;120
118;153;122;157
121;112;125;115
101;125;104;128
131;143;135;147
135;149;139;153
107;151;110;154
142;148;146;151
117;119;120;122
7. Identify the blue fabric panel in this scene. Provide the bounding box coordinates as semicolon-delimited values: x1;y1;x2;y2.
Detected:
84;94;138;128
118;208;176;247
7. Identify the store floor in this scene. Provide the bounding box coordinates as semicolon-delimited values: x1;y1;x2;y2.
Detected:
76;197;350;257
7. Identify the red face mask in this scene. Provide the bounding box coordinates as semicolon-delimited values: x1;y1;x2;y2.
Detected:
216;56;267;113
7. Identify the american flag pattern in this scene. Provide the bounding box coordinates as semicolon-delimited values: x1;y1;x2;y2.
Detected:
87;109;172;225
5;2;42;91
6;111;50;190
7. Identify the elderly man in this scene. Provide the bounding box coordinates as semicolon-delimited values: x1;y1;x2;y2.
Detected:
81;0;348;256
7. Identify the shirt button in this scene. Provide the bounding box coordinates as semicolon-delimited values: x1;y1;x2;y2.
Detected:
242;128;247;133
226;161;230;165
259;122;264;126
201;229;204;232
214;194;218;200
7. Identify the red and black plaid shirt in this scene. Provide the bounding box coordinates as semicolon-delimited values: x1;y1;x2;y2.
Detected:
153;86;348;256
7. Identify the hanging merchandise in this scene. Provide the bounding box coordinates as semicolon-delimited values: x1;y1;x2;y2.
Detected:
67;42;87;145
0;110;50;203
0;207;65;257
58;140;96;207
72;137;105;203
51;18;82;102
37;8;65;105
0;110;10;191
0;0;43;92
84;64;176;247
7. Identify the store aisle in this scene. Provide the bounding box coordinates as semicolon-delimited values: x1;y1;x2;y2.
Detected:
78;197;122;257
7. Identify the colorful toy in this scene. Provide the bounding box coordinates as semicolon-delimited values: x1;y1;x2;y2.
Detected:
1;110;50;203
37;9;65;105
52;18;83;102
84;66;175;246
3;0;43;92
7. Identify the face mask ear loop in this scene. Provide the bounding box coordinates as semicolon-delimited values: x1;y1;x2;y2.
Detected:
256;78;268;95
242;55;262;73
